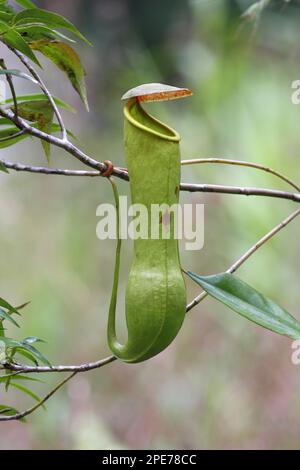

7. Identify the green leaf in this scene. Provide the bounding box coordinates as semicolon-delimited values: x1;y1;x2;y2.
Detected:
0;374;43;383
0;405;13;413
20;340;51;366
13;347;38;365
0;307;19;327
0;159;9;172
0;1;15;20
14;0;37;8
23;336;46;345
0;337;23;348
29;40;89;110
187;272;300;340
15;99;54;161
9;382;45;409
0;337;51;366
51;123;77;140
0;126;28;149
16;24;76;43
0;67;39;84
0;297;21;315
0;404;25;421
0;404;26;422
0;20;40;65
15;301;30;311
2;93;76;112
0;118;14;125
13;8;91;45
0;11;13;22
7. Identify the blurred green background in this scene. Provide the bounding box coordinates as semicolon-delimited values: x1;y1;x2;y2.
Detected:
1;0;300;449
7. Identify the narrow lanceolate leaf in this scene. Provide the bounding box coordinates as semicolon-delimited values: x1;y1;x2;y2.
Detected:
0;11;13;22
14;0;37;9
0;337;51;366
0;118;13;125
12;8;91;45
0;337;23;349
16;25;77;43
0;405;13;413
0;374;43;383
30;40;89;110
0;1;15;20
51;123;77;140
0;297;21;315
13;347;38;365
3;93;76;112
0;20;40;65
20;340;51;366
23;336;46;345
187;272;300;340
9;383;45;409
0;68;39;84
0;160;9;172
0;404;25;421
14;100;54;161
0;308;19;327
0;127;28;149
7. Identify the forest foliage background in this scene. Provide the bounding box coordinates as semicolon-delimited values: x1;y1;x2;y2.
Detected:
1;0;300;449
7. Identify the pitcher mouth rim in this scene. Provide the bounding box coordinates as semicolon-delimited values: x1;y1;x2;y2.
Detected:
124;99;181;143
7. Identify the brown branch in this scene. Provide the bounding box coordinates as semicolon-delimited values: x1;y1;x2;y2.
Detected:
182;158;300;192
2;355;116;374
0;372;77;422
0;59;18;115
9;47;68;141
1;159;101;176
0;106;130;180
1;157;300;204
180;182;300;203
0;356;116;421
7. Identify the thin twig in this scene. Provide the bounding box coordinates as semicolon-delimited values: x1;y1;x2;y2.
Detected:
182;158;300;192
0;372;77;421
2;104;300;203
0;130;26;142
0;106;128;180
228;208;300;273
0;106;107;171
0;154;300;203
9;47;68;141
2;354;116;374
180;182;300;203
0;59;18;115
186;208;300;312
1;159;101;176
